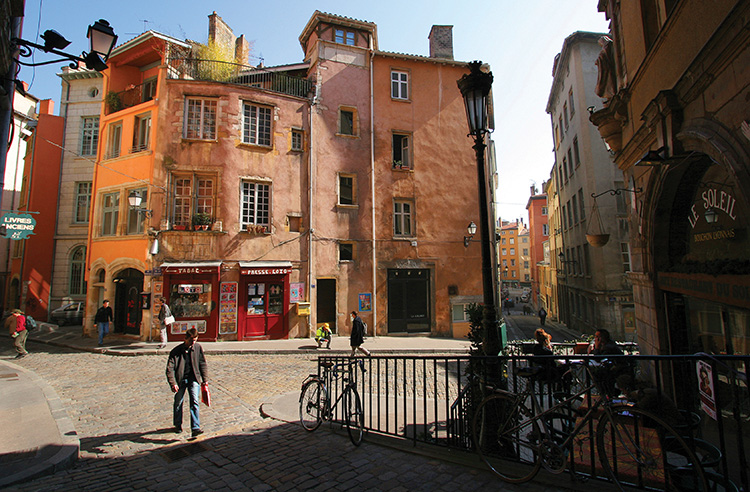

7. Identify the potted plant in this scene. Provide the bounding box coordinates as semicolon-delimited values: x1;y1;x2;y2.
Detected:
192;213;212;231
105;91;122;113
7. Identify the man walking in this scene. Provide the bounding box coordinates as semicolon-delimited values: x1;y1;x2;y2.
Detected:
6;309;28;358
94;300;113;346
166;328;208;437
538;307;547;326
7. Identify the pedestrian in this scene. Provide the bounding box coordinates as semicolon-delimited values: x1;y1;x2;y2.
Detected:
588;328;631;396
315;322;332;349
94;300;113;346
157;296;173;349
6;309;28;358
588;328;622;356
166;327;208;437
538;307;547;326
349;311;370;357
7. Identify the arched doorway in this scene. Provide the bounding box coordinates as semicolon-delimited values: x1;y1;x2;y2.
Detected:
114;268;144;335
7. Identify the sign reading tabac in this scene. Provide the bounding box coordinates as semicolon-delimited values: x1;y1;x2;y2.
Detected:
1;212;38;239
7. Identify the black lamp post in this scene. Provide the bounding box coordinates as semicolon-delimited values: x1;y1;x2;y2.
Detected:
458;61;499;356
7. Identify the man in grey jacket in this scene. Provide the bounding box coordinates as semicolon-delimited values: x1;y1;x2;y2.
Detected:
166;328;208;437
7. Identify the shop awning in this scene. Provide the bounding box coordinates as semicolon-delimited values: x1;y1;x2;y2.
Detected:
161;261;222;274
239;261;293;275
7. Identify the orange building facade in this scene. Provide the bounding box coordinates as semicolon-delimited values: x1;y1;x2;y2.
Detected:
83;12;493;341
526;192;549;309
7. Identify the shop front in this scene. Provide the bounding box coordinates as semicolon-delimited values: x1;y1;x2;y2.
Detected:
161;262;222;341
653;158;750;356
238;261;291;340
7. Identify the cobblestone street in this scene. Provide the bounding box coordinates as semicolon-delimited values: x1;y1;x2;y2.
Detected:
2;341;568;491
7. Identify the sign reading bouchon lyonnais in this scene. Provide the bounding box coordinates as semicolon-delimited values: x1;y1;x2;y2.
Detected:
1;212;37;239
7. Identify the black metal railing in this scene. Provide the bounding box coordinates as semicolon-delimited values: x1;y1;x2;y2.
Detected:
166;57;313;98
314;353;749;490
105;82;153;115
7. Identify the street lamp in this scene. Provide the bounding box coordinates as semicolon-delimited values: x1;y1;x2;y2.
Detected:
458;61;499;355
128;190;152;218
464;221;477;248
13;19;117;71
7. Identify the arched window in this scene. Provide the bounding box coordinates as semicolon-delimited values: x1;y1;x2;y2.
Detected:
69;246;87;295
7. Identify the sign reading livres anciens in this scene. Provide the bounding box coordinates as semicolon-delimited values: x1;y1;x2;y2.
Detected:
658;272;750;309
1;212;37;239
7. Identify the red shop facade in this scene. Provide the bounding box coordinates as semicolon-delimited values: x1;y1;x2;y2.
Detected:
238;261;291;340
161;262;222;341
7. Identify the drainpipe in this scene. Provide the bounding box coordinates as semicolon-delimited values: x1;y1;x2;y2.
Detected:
308;68;321;337
369;38;377;338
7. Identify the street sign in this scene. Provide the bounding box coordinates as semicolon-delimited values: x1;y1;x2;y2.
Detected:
1;212;37;239
145;268;163;276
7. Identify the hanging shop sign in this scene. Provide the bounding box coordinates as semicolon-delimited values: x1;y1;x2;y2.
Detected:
1;211;38;239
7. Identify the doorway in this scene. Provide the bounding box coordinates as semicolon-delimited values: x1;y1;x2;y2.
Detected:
114;268;144;335
316;279;336;333
388;269;430;333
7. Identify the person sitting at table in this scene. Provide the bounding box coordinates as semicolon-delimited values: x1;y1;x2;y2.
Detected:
531;328;558;384
588;329;633;396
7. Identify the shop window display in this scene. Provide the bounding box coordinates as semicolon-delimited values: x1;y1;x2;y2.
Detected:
171;283;212;318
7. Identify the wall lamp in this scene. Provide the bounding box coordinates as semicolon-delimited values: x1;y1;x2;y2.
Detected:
13;19;117;72
128;190;152;218
463;221;477;247
635;146;667;167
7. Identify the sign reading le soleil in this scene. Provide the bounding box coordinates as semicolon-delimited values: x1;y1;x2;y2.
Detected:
1;212;37;240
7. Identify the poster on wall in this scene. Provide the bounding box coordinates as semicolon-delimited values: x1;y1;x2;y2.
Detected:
358;293;372;312
219;282;238;335
290;282;305;303
696;360;717;420
152;281;163;328
171;320;207;335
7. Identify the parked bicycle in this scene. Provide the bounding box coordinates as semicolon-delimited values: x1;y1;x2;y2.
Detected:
472;359;708;491
299;358;365;446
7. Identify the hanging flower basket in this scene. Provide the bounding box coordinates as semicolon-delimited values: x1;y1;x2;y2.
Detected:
586;233;610;247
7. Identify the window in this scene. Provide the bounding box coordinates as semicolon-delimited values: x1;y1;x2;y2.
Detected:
132;113;151;152
524;261;529;268
69;246;87;295
172;175;216;227
392;133;411;169
338;107;358;136
393;200;413;237
242;102;272;147
559;115;564;140
106;122;122;159
583;243;590;276
127;188;147;234
572;194;579;224
80;116;99;156
452;304;470;322
542;224;549;236
562;205;567;229
510;238;515;244
142;77;157;102
338;173;356;206
510;259;515;266
563;103;569;130
184;97;217;140
101;192;119;236
569;89;575;116
567;201;573;228
621;242;631;272
523;248;529;256
562;157;568;182
501;238;506;245
502;248;507;256
578;189;585;220
391;70;409;100
502;259;507;267
241;181;271;231
339;242;354;262
291;129;303;151
510;248;515;256
541;206;548;215
335;29;355;45
74;182;92;223
573;136;580;167
576;246;583;276
567;149;574;176
511;270;517;278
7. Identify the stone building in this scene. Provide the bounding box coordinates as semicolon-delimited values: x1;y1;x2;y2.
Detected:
546;31;635;340
83;11;494;342
526;187;549;310
590;0;749;356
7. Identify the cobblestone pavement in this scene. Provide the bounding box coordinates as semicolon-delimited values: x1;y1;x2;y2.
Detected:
2;342;571;491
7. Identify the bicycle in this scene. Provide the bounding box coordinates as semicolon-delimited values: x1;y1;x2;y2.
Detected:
472;358;708;491
299;358;365;446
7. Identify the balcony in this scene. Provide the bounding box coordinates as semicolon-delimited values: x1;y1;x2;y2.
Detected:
166;58;313;99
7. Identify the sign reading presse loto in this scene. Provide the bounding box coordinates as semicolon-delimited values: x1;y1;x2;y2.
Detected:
1;212;37;240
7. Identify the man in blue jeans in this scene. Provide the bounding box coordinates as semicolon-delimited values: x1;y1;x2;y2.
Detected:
94;300;113;346
166;328;208;437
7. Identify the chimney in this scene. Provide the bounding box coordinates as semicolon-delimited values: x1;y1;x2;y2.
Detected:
38;99;54;115
429;25;453;60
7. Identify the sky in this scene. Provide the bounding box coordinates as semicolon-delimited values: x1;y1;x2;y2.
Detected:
17;0;610;223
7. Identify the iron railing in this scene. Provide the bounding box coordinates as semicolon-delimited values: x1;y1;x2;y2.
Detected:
315;353;749;490
166;57;313;98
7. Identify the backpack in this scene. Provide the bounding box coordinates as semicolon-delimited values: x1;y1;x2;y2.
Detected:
25;315;37;331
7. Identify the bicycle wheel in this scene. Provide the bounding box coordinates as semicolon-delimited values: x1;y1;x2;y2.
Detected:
299;379;326;431
344;387;364;446
472;393;542;483
597;405;707;491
